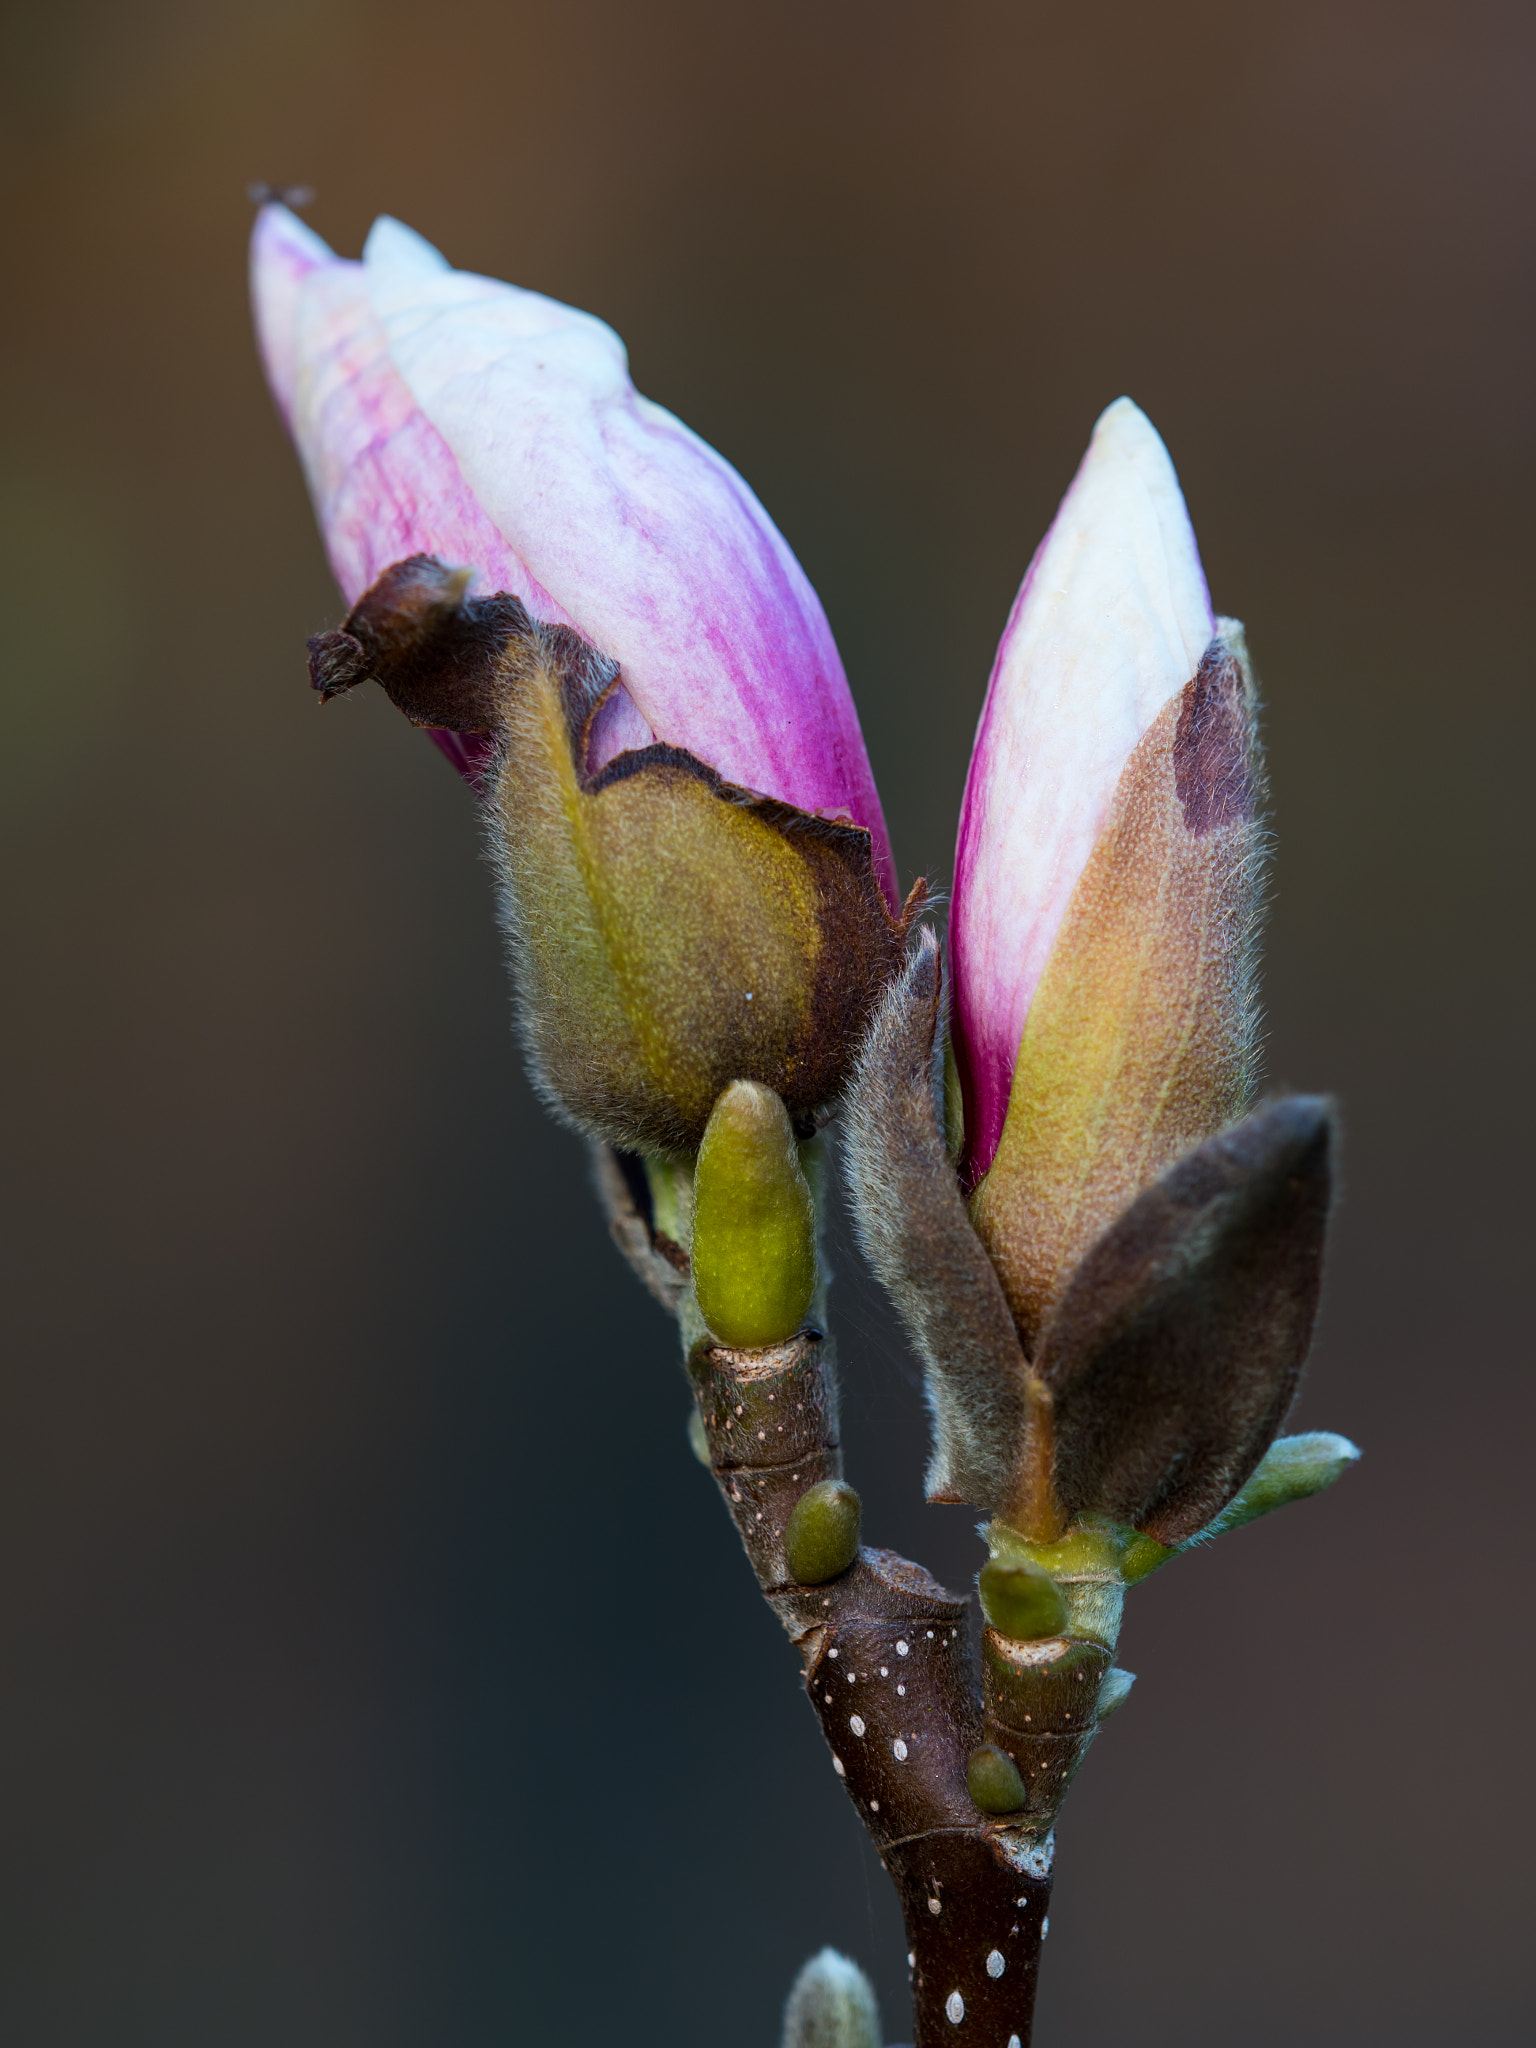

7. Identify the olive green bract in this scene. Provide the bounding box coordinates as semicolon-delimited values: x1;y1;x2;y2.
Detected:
978;1557;1069;1640
693;1081;817;1349
784;1480;861;1585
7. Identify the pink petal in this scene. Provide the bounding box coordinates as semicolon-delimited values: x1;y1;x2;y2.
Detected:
426;728;502;786
951;398;1215;1184
283;262;570;622
585;682;656;775
361;218;896;904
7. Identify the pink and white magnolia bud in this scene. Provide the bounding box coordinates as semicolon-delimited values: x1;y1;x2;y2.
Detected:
843;406;1331;1547
251;204;915;1153
250;202;895;904
951;399;1265;1346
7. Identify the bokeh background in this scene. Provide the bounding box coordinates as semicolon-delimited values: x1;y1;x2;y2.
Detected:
2;1;1532;2042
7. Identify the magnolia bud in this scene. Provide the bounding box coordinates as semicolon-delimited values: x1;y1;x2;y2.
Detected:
692;1082;817;1349
252;205;920;1157
953;401;1264;1349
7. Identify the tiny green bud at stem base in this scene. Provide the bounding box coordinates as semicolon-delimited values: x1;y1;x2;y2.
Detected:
693;1081;817;1349
781;1948;881;2048
785;1480;861;1584
978;1558;1068;1639
967;1742;1028;1814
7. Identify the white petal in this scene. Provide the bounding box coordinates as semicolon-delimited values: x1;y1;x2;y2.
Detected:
362;214;452;278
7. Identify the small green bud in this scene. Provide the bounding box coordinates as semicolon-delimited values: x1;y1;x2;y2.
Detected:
781;1948;880;2048
785;1480;861;1585
1194;1430;1361;1542
967;1742;1028;1814
686;1407;711;1467
692;1080;817;1350
978;1557;1068;1640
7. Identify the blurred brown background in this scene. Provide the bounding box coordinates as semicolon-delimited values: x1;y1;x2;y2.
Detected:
2;1;1532;2042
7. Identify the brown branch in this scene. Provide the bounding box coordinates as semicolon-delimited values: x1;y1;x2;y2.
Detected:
687;1330;1053;2048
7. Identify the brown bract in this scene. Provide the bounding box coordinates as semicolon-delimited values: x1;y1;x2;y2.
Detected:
307;555;921;1155
1030;1095;1334;1542
842;936;1334;1543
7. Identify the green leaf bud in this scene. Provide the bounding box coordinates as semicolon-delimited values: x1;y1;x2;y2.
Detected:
1191;1430;1361;1543
693;1080;817;1349
967;1742;1028;1814
978;1557;1068;1640
785;1480;861;1585
781;1948;881;2048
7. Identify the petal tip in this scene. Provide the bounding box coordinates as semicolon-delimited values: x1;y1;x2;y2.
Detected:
250;203;337;422
363;213;451;277
250;199;335;278
1083;394;1178;489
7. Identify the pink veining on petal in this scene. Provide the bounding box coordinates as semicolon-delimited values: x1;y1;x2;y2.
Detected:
361;219;897;906
951;399;1215;1187
286;262;573;621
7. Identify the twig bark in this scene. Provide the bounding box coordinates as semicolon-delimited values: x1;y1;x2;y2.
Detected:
687;1330;1052;2048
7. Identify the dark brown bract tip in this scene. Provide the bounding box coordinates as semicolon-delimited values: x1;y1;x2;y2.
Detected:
307;555;545;734
305;629;372;701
